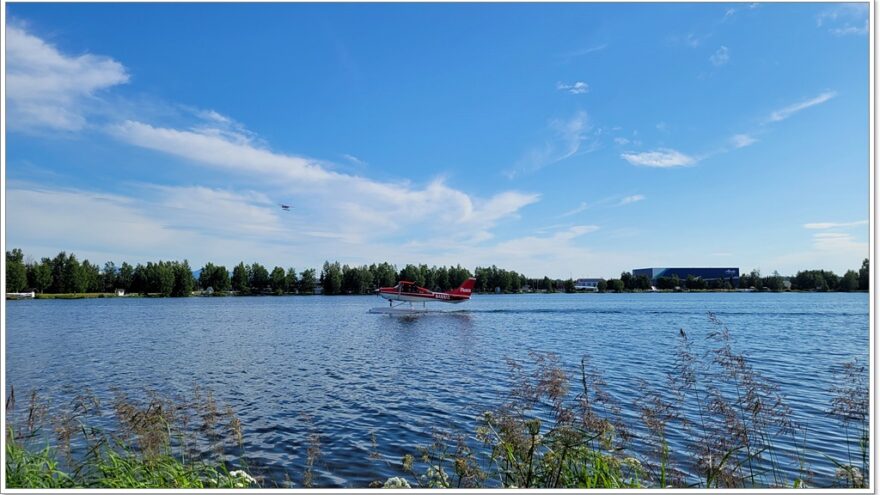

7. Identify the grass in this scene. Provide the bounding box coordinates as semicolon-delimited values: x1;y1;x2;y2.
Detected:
5;386;258;489
33;293;136;299
5;314;870;489
393;313;869;489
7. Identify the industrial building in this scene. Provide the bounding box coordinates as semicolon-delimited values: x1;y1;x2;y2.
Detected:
633;267;740;284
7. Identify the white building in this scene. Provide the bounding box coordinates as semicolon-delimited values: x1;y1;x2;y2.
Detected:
574;278;602;291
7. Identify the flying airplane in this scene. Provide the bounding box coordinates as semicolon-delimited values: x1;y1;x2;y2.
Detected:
280;204;292;211
372;277;476;312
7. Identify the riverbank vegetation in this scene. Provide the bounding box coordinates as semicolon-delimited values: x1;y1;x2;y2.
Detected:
5;248;869;297
5;315;869;489
5;385;258;488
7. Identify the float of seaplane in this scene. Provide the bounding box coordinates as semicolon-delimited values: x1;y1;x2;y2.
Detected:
369;277;476;314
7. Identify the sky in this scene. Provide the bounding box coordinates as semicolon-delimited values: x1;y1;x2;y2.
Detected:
3;2;871;279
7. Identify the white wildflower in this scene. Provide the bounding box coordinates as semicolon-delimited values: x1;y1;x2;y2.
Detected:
382;476;412;488
228;470;257;488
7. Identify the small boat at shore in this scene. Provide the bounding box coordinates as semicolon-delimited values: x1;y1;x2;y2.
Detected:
7;291;35;300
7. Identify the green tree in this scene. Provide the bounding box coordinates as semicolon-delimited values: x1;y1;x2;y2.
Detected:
299;268;317;293
620;271;634;290
840;270;860;292
597;279;608;292
81;260;103;292
859;258;869;290
118;262;135;292
563;279;576;293
285;268;298;293
103;261;117;292
27;259;52;294
249;263;270;293
607;279;624;292
171;260;194;297
399;264;424;288
322;261;343;294
231;262;250;294
270;266;287;294
5;249;28;292
63;254;85;293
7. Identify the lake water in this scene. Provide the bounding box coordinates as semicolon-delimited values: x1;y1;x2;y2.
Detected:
4;293;869;487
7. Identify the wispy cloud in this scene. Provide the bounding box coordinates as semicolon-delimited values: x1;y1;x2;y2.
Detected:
342;153;367;166
556;81;589;94
730;133;757;149
560;202;590;218
817;4;868;36
558;43;607;59
811;232;867;252
709;45;730;66
803;220;868;230
617;194;645;206
613;137;630;145
620;148;696;168
6;23;130;131
767;91;837;123
506;111;595;178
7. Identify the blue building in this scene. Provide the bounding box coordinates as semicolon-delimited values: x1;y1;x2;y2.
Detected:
633;267;739;285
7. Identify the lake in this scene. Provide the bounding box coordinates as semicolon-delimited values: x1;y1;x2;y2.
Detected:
4;292;869;487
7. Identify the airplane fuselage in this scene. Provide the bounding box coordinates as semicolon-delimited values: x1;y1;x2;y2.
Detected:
377;290;469;303
376;278;476;305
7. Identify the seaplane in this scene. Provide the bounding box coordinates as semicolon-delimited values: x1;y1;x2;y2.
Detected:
369;277;476;314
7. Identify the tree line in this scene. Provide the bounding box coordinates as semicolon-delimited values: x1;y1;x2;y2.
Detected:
4;248;870;296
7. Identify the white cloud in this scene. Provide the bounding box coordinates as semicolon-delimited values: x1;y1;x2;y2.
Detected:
560;202;589;218
108;120;540;241
709;46;730;66
617;194;645;206
655;122;669;132
6;24;129;131
817;4;869;36
558;44;607;59
730;133;757;148
342;153;367;166
506;111;594;178
556;81;590;94
613;137;630;145
803;220;868;230
620;148;696;168
767;91;837;122
811;232;867;252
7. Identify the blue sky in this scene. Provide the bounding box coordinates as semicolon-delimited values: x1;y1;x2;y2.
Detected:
4;2;870;278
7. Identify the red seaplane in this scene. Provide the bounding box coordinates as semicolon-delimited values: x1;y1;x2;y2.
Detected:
371;277;476;314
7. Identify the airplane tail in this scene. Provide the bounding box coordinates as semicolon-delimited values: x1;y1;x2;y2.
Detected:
448;277;477;297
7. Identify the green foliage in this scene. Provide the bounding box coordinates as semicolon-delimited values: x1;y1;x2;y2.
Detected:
299;268;317;293
285;267;298;293
270;266;288;294
474;265;524;293
170;260;193;297
249;263;270;293
606;279;624;292
6;388;257;489
6;249;28;292
199;263;230;292
231;263;250;294
858;258;868;290
27;260;52;294
839;270;859;292
321;261;343;294
792;269;839;291
118;262;135;291
685;274;707;290
563;279;576;293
